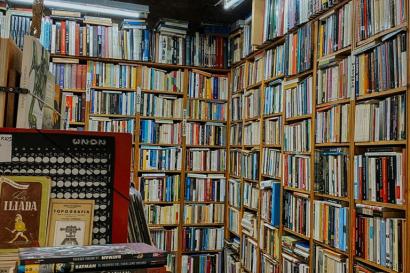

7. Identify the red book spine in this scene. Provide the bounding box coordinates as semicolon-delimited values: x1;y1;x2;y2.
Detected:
61;21;66;55
75;23;80;56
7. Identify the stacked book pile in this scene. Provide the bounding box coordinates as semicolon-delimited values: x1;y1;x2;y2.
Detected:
17;243;167;273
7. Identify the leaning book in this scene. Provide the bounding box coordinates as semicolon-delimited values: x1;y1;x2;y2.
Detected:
0;176;51;251
46;199;94;247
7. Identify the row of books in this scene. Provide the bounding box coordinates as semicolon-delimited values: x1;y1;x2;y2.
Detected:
182;227;224;251
242;211;258;238
241;150;260;180
188;72;228;100
228;179;241;208
139;175;181;202
89;117;135;136
264;45;285;80
354;32;407;96
139;146;182;171
247;55;263;86
317;1;352;58
186;149;226;172
228;207;240;234
141;66;184;92
284;23;312;76
232;64;245;92
230;123;242;146
187;100;227;121
260;180;281;226
315;148;349;197
184;176;225;202
264;82;283;116
185;122;226;146
243;89;261;119
313;200;348;251
144;204;180;225
317;56;353;104
140;94;183;118
353;150;404;204
260;223;280;259
243;182;259;210
262;148;281;178
181;254;222;273
283;192;311;236
261;255;280;273
354;94;406;142
264;117;282;145
140;120;182;144
356;0;406;41
284;76;313;119
316;103;349;144
315;246;348;273
62;92;85;123
282;235;310;260
51;63;87;90
151;228;179;251
241;235;258;273
243;122;260;145
231;94;242;121
90;89;137;115
229;150;241;177
283;154;311;191
183;204;224;224
88;61;139;89
284;120;311;152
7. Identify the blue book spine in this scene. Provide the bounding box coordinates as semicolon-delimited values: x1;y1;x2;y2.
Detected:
338;208;344;250
271;182;280;227
143;29;150;61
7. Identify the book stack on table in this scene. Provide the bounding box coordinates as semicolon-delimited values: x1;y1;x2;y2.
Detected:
17;243;167;273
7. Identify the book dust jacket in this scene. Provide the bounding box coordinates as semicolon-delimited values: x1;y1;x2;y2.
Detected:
0;176;51;251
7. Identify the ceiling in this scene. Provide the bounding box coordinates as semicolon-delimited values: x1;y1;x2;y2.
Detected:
119;0;252;29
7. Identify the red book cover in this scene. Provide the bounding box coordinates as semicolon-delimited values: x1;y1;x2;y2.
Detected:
61;21;66;55
382;157;388;202
75;23;80;56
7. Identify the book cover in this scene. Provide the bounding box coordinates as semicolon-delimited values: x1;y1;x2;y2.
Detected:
0;176;51;251
46;199;94;247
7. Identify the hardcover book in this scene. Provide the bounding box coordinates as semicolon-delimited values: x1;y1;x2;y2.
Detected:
46;199;95;247
0;176;51;251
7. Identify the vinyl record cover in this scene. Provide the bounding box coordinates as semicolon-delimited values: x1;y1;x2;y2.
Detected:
47;199;94;247
0;176;51;251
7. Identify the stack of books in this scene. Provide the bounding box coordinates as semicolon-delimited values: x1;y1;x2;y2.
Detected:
17;243;167;273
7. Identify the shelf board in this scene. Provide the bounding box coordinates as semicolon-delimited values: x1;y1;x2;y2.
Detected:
138;170;181;173
188;97;228;103
243;205;259;213
355;199;406;210
62;88;86;93
314;193;350;202
139;143;181;147
229;144;243;148
186;171;226;174
228;229;241;238
246;81;262;90
313;240;348;256
186;145;226;148
283;228;310;241
283;186;310;195
184;201;225;205
261;174;281;180
144;201;180;205
285;114;312;123
263;112;283;119
354;140;406;146
141;89;184;96
263;144;282;149
232;88;245;94
183;223;224;227
317;46;352;63
354;257;400;273
148;224;179;227
264;74;285;84
50;53;231;73
89;113;135;118
355;86;407;101
68;121;85;126
356;22;408;47
243;178;259;183
181;250;223;254
230;119;244;124
229;174;241;180
187;119;227;124
243;144;260;149
283;151;311;156
285;69;313;81
140;116;183;121
92;86;136;92
316;98;351;108
315;142;350;147
244;117;261;122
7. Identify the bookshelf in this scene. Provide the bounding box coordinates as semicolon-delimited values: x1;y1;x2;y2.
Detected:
226;1;409;273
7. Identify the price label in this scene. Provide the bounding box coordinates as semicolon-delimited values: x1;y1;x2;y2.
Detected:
0;134;12;162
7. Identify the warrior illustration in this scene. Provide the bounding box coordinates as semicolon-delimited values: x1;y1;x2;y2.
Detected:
28;40;49;128
8;214;29;243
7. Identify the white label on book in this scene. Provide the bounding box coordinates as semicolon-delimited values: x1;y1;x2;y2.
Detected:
0;134;12;162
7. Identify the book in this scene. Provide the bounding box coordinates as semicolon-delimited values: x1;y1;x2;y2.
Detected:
230;94;242;121
261;254;279;273
284;23;312;76
247;54;263;86
229;150;242;177
264;45;285;80
228;207;240;235
243;182;259;210
240;235;257;273
262;148;281;178
283;192;310;237
140;94;183;118
0;176;51;251
50;63;86;90
186;149;226;172
150;228;178;252
284;120;311;152
316;103;349;143
232;64;245;93
264;81;283;116
241;150;259;180
264;117;282;145
243;122;260;146
228;179;241;209
283;154;310;191
181;253;222;273
139;146;182;171
90;89;136;116
185;175;225;202
140;120;182;145
139;174;180;202
144;204;179;225
186;122;226;146
188;71;228;100
243;88;261;119
89;117;135;137
260;180;281;227
183;204;224;224
187;100;227;121
88;62;138;89
230;123;242;146
282;253;309;273
259;223;279;260
46;199;94;247
17;36;50;129
141;67;183;92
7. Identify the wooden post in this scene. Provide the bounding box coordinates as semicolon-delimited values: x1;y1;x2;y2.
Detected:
30;0;44;38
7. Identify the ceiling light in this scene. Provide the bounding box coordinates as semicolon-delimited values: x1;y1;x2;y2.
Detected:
224;0;245;10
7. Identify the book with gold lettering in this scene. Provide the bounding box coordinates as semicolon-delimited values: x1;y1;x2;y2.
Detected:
46;199;94;247
0;176;51;251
